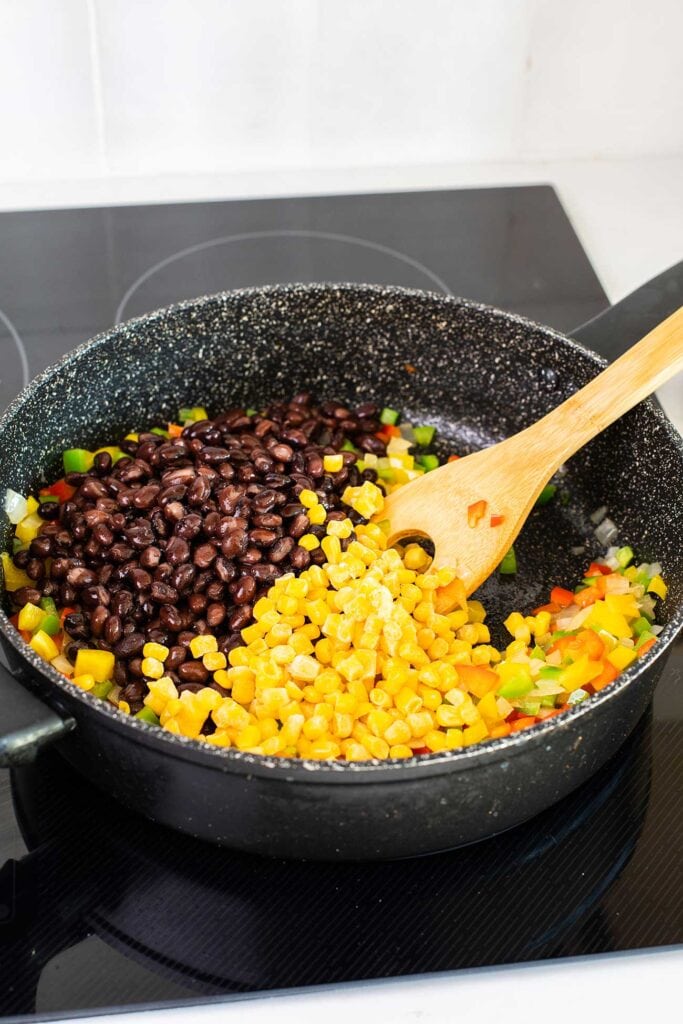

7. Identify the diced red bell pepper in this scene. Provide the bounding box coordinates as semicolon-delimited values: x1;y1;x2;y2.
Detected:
490;514;505;527
637;638;656;657
41;478;76;503
467;500;487;528
447;454;460;462
532;602;561;615
587;562;611;577
550;586;575;608
510;716;537;732
574;585;603;608
591;660;618;691
455;664;499;699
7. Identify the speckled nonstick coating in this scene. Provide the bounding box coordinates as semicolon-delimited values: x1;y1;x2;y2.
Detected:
1;284;681;860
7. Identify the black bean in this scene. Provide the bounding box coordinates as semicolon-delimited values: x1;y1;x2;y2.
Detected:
206;602;226;628
114;633;145;658
193;542;217;568
38;500;61;520
150;581;179;604
289;546;311;571
228;605;253;631
178;660;210;685
159;605;184;632
249;528;278;547
89;605;109;638
175;513;202;540
139;545;162;569
66;566;98;588
288;512;310;538
229;575;256;605
269;536;295;563
104;614;123;646
170;563;196;593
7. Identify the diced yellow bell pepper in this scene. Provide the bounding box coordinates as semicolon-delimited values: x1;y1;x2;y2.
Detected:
648;575;668;600
25;496;39;516
74;648;115;683
605;593;640;621
585;600;632;640
558;655;604;692
477;690;501;725
607;645;638;671
30;630;59;661
15;512;44;545
17;602;45;632
1;551;33;591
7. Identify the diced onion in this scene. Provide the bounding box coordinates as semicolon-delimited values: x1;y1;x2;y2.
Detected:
595;517;618;546
556;605;593;631
604;574;630;594
651;624;664;635
646;562;662;578
570;545;586;555
4;488;28;525
590;505;608;525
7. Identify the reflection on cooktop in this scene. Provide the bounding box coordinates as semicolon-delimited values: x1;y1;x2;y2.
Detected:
0;708;666;1017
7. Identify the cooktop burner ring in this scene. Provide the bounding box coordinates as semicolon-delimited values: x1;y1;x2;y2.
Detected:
0;306;29;389
114;228;454;323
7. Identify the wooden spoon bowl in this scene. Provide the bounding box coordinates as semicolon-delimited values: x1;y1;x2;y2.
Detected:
383;307;683;606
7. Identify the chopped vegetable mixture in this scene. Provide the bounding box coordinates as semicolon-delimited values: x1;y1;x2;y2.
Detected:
2;401;667;760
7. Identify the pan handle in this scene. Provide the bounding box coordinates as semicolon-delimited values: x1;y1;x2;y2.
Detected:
0;660;75;767
572;259;683;359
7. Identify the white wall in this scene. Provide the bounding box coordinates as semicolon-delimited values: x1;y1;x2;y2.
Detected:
0;0;681;186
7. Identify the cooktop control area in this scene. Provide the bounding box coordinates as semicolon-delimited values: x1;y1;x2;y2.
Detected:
0;187;681;1020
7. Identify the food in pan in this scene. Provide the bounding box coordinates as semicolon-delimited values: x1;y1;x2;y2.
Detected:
2;398;666;760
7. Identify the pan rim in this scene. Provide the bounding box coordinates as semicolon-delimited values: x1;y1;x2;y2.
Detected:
1;281;682;781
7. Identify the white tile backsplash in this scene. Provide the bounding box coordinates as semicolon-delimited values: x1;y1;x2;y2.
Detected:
0;0;101;181
0;0;680;184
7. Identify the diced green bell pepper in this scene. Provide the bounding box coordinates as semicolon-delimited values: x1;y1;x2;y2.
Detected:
62;448;93;474
413;425;436;447
633;616;652;636
636;630;656;649
498;546;517;575
92;680;113;699
135;706;160;725
376;467;396;483
379;407;399;426
38;613;61;636
539;665;562;680
550;630;572;640
151;427;169;438
341;439;359;453
535;484;557;506
530;646;546;660
539;694;557;707
497;676;534;699
416;454;439;472
245;408;258;417
616;545;634;568
39;595;58;614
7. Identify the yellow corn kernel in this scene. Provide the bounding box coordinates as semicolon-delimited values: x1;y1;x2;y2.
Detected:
363;735;390;759
118;700;131;715
281;714;305;744
474;623;491;644
205;730;232;747
290;633;314;656
403;543;430;571
321;535;342;565
262;735;284;755
456;624;479;644
306;503;325;525
395;687;422;716
231;672;256;705
416;627;436;650
73;648;114;682
435;703;465;728
235;724;262;750
72;673;95;691
389;744;413;758
213;699;251;731
142;642;169;662
288;653;319;681
367;708;393;737
228;645;252;667
326;518;353;539
447;609;469;630
302;714;329;740
189;634;218;658
253;596;275;619
369;686;392;709
332;712;354;738
425;729;449;752
268;644;294;666
418;685;442;711
344;742;372;761
314;637;334;664
299;488;319;508
335;692;358;716
406;710;434;737
427;637;450;660
141;656;165;680
299;533;320;551
314;668;342;694
384;719;411;745
203;651;227;671
18;602;45;632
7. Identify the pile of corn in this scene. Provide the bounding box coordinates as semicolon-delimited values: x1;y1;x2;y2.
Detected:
78;481;511;759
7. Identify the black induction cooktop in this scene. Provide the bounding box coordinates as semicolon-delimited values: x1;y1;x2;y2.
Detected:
0;187;681;1021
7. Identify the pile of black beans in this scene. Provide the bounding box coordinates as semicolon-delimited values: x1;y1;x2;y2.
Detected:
11;395;386;712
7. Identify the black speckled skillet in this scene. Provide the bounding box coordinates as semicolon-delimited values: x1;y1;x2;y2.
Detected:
0;279;681;861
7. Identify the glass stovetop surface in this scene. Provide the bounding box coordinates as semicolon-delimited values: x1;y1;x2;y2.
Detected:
0;187;680;1020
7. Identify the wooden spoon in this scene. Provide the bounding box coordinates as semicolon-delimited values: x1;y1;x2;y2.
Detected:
382;306;683;607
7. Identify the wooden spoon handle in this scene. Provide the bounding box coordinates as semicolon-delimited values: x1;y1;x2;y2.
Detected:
523;305;683;470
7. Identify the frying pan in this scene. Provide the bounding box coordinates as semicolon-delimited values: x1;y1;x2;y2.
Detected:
0;272;681;861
